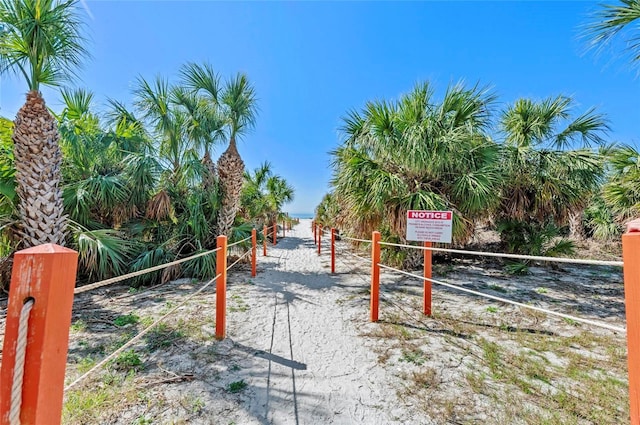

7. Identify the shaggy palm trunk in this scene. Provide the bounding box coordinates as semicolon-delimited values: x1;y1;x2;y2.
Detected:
13;91;67;247
201;150;217;191
568;210;585;240
216;138;244;237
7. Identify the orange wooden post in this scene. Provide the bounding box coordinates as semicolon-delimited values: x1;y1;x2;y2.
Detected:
623;219;640;425
262;225;267;256
423;241;433;316
331;228;336;274
272;221;277;245
251;229;257;278
317;224;322;255
0;244;78;425
215;235;227;340
371;231;381;322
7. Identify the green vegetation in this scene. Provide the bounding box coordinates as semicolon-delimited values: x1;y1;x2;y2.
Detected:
110;349;142;371
0;36;292;289
113;314;139;327
226;380;248;393
144;322;185;350
316;80;636;268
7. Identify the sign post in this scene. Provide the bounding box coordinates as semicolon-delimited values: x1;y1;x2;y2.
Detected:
406;210;453;316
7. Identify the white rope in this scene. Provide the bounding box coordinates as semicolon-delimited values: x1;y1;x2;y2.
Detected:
65;273;221;392
74;247;222;295
228;234;253;248
227;249;252;271
340;236;372;244
337;248;372;264
10;298;34;425
378;241;623;267
376;263;626;333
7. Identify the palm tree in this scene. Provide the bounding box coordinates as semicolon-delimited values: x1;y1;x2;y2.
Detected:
182;64;257;236
265;174;294;225
241;161;272;223
586;0;640;66
497;96;608;254
331;82;500;246
241;162;294;226
602;145;640;221
0;0;87;247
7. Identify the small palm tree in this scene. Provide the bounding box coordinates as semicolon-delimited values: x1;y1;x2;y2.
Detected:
0;0;87;247
241;162;294;226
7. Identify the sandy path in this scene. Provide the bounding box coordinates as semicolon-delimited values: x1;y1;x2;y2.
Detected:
223;219;409;425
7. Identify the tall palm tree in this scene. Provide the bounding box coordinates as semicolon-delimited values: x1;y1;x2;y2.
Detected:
181;64;257;236
586;0;640;65
0;0;87;247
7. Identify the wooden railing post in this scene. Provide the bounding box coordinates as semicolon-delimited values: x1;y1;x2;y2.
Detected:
0;244;78;425
251;229;257;278
216;235;227;340
424;241;433;316
317;224;322;255
371;231;381;322
283;218;286;238
263;225;267;257
313;221;317;245
272;221;277;245
623;219;640;425
331;228;336;274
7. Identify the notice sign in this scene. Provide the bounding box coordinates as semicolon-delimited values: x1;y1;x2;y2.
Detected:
406;210;453;243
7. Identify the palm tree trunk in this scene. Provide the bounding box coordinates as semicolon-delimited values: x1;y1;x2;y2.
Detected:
13;91;67;247
216;138;244;237
201;150;217;191
568;210;585;240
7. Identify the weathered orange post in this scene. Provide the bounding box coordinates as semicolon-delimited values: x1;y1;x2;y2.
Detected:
262;225;267;256
423;241;433;316
251;229;257;278
272;221;277;245
371;231;381;322
0;244;78;425
331;228;336;274
623;218;640;425
317;224;322;255
215;235;228;340
313;221;317;244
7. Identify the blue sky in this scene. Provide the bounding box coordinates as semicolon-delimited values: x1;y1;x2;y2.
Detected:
0;1;638;214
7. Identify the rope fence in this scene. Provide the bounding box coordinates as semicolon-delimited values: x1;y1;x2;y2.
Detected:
0;224;281;422
340;235;372;244
378;241;623;267
65;273;222;392
376;262;626;333
74;247;222;295
227;248;253;271
228;234;253;248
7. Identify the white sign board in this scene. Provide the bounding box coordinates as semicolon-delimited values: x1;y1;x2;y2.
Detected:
406;210;453;243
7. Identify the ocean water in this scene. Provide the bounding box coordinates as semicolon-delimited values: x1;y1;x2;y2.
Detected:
289;213;314;219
